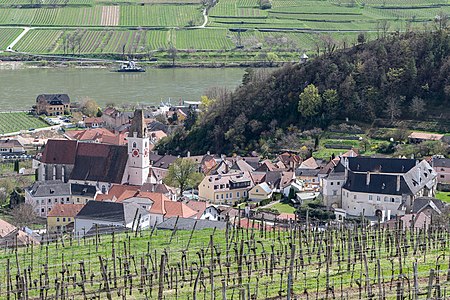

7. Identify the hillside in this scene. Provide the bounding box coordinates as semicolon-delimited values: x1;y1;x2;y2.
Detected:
0;0;449;61
159;31;450;155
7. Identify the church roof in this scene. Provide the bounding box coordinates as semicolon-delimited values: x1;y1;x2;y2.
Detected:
70;143;128;184
41;139;78;165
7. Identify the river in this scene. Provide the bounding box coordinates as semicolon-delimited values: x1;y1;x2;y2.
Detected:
0;66;246;110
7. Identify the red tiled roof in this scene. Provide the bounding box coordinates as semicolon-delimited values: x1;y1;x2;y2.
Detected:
184;200;207;219
164;201;197;218
41;139;78;164
48;204;85;217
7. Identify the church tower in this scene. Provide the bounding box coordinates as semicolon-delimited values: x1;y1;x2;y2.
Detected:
127;109;150;186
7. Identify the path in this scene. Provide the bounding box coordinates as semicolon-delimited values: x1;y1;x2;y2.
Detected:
200;8;208;28
6;27;31;51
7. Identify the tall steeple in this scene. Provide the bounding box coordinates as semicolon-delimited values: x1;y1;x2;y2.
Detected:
127;109;150;186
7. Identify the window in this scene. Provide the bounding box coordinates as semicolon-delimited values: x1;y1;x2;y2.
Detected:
243;191;247;197
331;182;334;186
54;199;57;203
48;199;51;203
132;142;137;148
369;195;373;201
353;195;357;200
36;199;39;204
214;185;218;190
56;218;60;222
441;175;445;178
63;218;66;222
256;189;259;193
333;190;337;196
221;194;224;199
77;198;80;203
237;192;240;198
337;182;341;186
67;218;71;222
216;194;219;199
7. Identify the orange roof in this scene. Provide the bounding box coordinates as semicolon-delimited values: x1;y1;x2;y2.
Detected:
84;117;104;124
184;200;207;219
164;201;197;218
48;204;85;217
149;130;167;140
0;219;16;238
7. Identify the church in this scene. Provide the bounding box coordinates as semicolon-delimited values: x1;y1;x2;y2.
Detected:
35;109;151;193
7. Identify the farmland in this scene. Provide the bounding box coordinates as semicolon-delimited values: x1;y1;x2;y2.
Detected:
1;221;450;299
0;112;48;134
0;0;448;61
0;28;22;50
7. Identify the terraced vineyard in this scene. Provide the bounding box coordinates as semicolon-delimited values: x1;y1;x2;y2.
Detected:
0;112;48;134
0;0;448;60
0;28;22;50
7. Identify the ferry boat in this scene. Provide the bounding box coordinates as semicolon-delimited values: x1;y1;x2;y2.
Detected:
116;60;145;72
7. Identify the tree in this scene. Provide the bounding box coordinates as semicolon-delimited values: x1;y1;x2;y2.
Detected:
0;178;15;206
167;46;177;66
384;95;404;122
410;96;425;117
10;203;38;228
298;84;322;118
80;97;99;117
322;89;339;119
163;158;204;196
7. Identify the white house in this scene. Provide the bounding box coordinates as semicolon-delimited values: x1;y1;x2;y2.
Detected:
341;157;437;218
74;201;150;237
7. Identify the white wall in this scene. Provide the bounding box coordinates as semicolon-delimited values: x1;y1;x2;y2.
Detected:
341;188;405;216
74;218;124;237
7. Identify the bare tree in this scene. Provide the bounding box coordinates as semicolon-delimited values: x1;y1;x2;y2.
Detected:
410;96;425;117
10;203;38;228
385;95;404;122
167;46;177;66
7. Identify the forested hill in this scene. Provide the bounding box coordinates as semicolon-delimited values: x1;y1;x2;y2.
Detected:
159;31;450;155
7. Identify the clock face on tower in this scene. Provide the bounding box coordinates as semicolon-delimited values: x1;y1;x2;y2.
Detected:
132;149;140;157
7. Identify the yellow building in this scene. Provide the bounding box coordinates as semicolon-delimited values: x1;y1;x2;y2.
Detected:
198;173;252;205
248;182;273;200
47;204;84;233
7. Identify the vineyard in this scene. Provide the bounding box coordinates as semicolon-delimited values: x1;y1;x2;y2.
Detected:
0;112;48;134
1;219;450;299
0;28;22;50
0;0;448;60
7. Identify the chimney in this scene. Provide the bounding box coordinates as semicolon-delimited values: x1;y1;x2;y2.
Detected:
366;171;370;185
187;151;191;158
396;175;401;192
344;157;348;181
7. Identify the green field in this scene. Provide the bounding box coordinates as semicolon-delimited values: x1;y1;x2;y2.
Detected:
0;28;22;50
436;191;450;203
0;112;48;134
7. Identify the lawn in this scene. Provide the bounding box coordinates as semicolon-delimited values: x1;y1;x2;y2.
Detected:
436;191;450;203
271;201;296;213
0;112;49;134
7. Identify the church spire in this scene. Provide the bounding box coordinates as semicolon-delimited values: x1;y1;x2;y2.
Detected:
129;109;147;138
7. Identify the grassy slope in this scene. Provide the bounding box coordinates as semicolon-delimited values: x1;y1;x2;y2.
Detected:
0;112;48;134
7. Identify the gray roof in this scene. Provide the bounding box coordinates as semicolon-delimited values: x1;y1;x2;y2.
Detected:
346;157;417;173
343;171;411;196
71;184;97;197
412;197;445;214
433;158;450;168
28;181;71;197
37;94;70;104
123;203;149;224
296;168;321;177
157;218;227;230
76;201;125;223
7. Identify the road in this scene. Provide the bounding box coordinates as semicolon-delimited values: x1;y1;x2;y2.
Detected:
6;27;31;51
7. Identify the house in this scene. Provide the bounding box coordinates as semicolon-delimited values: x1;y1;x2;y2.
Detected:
36;94;70;116
97;187;197;225
0;139;25;154
149;155;178;183
277;152;301;170
101;107;133;130
320;172;346;208
0;219;40;247
341;157;437;218
295;168;321;191
149;130;167;144
25;181;72;217
408;132;444;143
47;203;84;233
432;157;450;184
248;182;273;200
199;173;252;205
25;181;97;217
74;201;150;237
83;117;105;128
184;200;221;220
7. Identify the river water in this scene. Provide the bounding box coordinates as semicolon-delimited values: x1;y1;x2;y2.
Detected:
0;67;246;110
